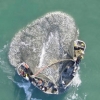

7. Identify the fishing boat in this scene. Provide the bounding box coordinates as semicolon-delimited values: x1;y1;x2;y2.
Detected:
17;39;86;94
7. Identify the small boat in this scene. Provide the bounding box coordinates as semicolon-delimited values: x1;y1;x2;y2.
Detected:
17;40;86;94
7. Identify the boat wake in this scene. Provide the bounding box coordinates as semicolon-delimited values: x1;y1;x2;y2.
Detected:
8;76;42;100
16;82;32;100
64;72;87;100
64;90;87;100
71;70;81;87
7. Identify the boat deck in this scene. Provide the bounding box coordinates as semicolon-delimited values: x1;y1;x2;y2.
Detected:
17;61;78;94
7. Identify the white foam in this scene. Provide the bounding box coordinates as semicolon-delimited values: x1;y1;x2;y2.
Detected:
15;81;42;100
0;44;15;75
38;43;46;68
65;92;79;100
9;78;34;100
17;82;32;100
71;72;82;87
31;98;42;100
0;44;8;52
65;92;87;100
64;71;87;100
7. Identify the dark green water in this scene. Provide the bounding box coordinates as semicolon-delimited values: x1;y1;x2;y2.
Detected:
0;0;100;100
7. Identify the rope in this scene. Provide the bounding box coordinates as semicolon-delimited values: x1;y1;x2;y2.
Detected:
34;59;75;77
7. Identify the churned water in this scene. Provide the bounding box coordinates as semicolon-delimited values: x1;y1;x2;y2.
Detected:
0;0;100;100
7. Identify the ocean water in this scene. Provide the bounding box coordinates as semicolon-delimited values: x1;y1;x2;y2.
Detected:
0;0;100;100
